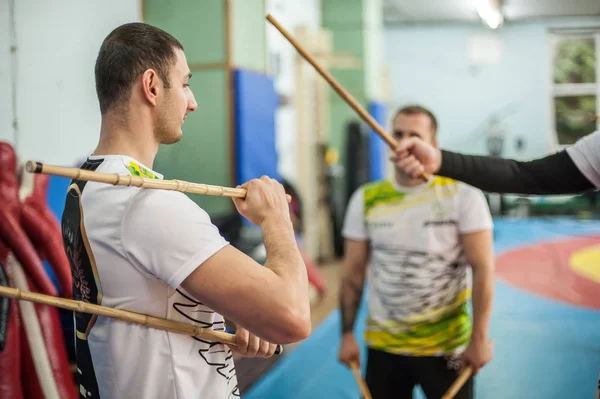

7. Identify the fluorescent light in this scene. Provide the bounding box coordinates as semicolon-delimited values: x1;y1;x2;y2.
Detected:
476;0;504;29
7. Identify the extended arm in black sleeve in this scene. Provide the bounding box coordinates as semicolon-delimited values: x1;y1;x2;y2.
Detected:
438;150;595;195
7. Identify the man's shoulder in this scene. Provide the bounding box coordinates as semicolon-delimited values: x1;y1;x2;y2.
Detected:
129;186;207;221
566;130;600;166
360;180;407;215
84;155;198;209
427;176;463;198
361;179;397;198
431;175;459;187
433;175;486;197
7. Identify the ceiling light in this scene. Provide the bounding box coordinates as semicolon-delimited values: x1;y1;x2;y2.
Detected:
476;0;504;29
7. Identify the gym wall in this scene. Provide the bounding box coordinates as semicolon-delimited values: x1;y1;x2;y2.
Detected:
146;0;280;218
0;0;142;166
265;0;322;185
0;1;11;145
383;16;600;161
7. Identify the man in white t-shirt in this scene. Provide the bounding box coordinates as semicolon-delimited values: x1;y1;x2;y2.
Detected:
337;105;495;398
392;129;600;399
60;22;311;399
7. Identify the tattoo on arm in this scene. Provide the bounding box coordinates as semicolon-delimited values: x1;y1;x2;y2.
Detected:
340;277;364;334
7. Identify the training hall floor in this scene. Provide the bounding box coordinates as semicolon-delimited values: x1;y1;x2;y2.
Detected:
237;217;600;399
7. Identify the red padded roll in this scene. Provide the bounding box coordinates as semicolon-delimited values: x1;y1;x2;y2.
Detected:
0;260;24;399
0;143;57;297
20;171;72;298
11;260;77;399
19;282;77;399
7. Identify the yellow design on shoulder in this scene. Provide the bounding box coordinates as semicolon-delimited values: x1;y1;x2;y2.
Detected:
127;161;159;180
430;176;458;188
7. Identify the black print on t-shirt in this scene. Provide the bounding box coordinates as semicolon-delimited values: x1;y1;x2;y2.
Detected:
370;244;467;321
173;289;240;397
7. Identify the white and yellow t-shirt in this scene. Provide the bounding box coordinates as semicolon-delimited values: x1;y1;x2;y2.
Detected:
342;176;493;357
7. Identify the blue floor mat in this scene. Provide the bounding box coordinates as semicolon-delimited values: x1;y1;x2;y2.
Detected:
245;217;600;398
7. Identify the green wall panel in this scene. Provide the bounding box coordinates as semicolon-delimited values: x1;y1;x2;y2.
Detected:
231;0;266;71
144;0;226;64
154;68;232;217
331;29;365;60
322;0;385;167
322;0;364;29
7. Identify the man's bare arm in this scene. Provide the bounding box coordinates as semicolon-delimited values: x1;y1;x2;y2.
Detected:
181;216;310;345
462;229;494;341
181;177;311;345
340;239;369;335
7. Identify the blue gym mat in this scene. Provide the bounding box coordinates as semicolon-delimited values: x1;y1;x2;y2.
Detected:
245;217;600;399
233;68;280;186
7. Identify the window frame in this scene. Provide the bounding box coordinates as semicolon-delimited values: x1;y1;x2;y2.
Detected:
548;29;600;150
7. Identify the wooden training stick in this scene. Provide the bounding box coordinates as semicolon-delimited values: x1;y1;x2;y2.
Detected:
0;285;282;355
26;161;292;202
350;361;373;399
442;339;494;398
441;366;473;399
266;13;430;180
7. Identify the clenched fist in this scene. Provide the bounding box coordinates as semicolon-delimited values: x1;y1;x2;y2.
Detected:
228;327;279;358
391;137;442;178
232;176;291;226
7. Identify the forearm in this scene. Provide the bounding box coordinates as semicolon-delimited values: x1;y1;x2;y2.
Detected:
261;217;310;314
439;150;594;195
340;268;366;335
470;266;494;340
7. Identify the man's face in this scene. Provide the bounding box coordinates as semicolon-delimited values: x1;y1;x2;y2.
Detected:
391;113;437;174
392;113;437;147
155;48;198;144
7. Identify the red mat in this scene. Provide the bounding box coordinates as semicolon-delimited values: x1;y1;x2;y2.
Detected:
496;235;600;310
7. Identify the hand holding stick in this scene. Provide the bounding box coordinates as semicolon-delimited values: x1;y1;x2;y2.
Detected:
442;338;494;399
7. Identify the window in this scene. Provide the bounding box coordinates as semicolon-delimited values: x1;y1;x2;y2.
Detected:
549;30;600;146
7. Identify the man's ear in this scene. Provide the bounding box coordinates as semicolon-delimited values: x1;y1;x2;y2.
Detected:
141;69;159;106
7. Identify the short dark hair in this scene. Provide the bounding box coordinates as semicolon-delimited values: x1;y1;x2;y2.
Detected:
94;22;184;114
394;105;438;134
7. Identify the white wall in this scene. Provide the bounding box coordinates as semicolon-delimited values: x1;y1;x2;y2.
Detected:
0;0;141;166
0;1;14;147
364;0;384;101
266;0;322;184
384;17;600;161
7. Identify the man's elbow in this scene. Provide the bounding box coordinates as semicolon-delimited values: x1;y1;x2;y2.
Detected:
270;307;312;344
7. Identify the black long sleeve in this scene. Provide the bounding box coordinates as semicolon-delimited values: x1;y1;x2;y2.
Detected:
438;150;595;195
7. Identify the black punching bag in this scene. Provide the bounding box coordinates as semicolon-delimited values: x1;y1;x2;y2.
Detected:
332;120;371;257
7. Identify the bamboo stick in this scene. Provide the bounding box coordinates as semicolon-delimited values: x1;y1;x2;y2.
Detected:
0;285;282;355
266;13;430;180
25;161;292;202
350;361;373;399
442;339;494;399
441;366;473;399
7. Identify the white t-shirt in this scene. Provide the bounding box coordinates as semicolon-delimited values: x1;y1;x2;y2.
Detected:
61;155;238;399
566;130;600;188
342;176;493;356
567;131;600;399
